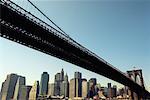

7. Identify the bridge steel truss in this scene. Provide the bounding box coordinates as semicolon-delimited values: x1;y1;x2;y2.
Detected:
0;0;150;98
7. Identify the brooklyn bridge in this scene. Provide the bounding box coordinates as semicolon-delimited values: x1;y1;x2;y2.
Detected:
0;0;150;99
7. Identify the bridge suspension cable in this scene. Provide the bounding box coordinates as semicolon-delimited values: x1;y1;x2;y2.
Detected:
25;0;107;64
26;0;69;38
1;0;130;77
24;0;125;73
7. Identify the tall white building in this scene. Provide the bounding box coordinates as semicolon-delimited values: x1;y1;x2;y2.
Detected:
29;81;39;100
69;78;76;99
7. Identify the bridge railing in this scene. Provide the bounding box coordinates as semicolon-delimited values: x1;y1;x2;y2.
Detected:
1;0;129;78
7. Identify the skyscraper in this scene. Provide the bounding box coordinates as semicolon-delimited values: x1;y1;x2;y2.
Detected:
18;85;32;100
13;76;26;100
75;78;81;97
82;79;88;98
108;83;111;88
29;81;39;100
74;72;82;79
69;72;82;99
103;87;108;97
89;78;97;89
54;69;65;96
60;73;69;97
39;72;49;96
54;73;61;96
107;83;115;98
75;72;82;97
0;73;19;100
112;85;117;97
60;69;64;81
89;78;97;86
64;73;69;97
69;78;76;99
48;83;54;96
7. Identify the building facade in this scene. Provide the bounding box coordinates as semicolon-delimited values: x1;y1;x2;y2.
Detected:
0;74;19;100
60;74;69;97
54;73;61;96
69;78;76;99
54;69;65;96
13;76;26;100
82;79;88;98
48;83;54;96
18;85;32;100
29;81;39;100
39;72;49;96
69;72;82;99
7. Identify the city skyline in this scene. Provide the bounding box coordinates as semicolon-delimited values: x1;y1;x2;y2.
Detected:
0;70;126;99
0;0;150;93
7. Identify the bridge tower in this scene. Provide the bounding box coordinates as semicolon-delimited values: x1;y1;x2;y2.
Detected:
127;69;145;100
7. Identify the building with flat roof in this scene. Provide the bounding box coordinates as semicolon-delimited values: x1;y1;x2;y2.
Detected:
39;72;49;96
0;73;19;100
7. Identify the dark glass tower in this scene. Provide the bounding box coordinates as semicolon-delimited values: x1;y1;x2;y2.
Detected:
74;72;82;97
39;72;49;95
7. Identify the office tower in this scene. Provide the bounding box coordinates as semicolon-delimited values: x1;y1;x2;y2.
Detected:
107;83;112;98
29;81;39;100
108;83;111;88
18;85;32;100
54;73;61;96
75;78;82;97
0;73;19;100
112;85;117;97
69;78;76;99
60;73;69;97
13;76;26;100
74;72;82;79
39;72;49;96
87;79;98;98
89;78;97;89
103;87;108;97
69;72;82;99
82;79;88;98
48;83;54;96
54;69;65;96
64;73;68;82
75;72;82;97
64;73;69;97
60;69;64;81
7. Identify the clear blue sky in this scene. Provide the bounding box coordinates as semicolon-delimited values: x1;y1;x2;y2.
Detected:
0;0;150;91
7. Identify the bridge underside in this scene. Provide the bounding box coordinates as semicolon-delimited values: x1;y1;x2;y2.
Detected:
0;1;150;98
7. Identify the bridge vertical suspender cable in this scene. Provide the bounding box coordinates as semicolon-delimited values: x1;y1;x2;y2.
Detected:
26;0;69;37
